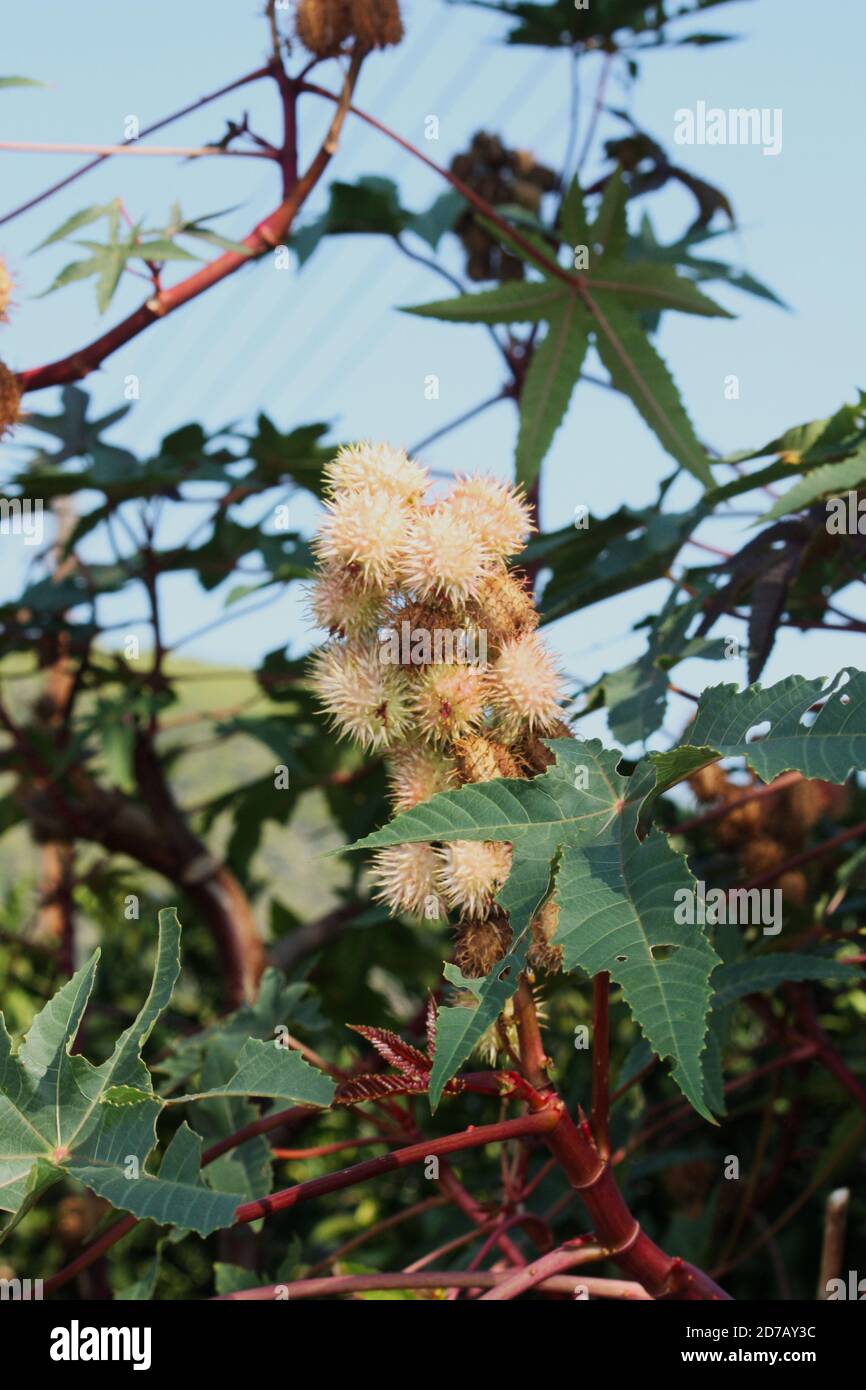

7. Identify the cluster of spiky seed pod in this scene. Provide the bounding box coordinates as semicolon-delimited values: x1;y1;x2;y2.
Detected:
450;132;559;282
688;763;848;907
0;255;20;440
307;441;570;977
294;0;403;57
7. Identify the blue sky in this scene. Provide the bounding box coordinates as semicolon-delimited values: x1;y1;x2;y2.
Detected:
1;0;864;745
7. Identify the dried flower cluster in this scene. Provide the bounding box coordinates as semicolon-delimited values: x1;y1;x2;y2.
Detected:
450;132;558;281
688;763;848;907
295;0;403;58
307;441;570;976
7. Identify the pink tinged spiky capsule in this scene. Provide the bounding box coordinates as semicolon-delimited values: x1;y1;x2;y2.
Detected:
306;566;386;639
490;631;566;739
413;662;489;743
313;486;409;588
448;475;535;558
309;642;413;751
436;840;512;917
323;442;428;505
400;504;495;605
386;744;457;812
369;842;442;917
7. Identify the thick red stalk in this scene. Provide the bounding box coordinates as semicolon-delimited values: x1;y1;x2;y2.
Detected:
512;981;729;1300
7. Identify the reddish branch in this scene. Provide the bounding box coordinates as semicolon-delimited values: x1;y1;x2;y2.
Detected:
213;1270;650;1300
591;973;611;1161
18;52;363;393
0;64;275;230
512;982;729;1300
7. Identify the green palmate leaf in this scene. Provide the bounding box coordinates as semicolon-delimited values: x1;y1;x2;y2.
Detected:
404;278;567;324
430;930;534;1111
553;795;719;1120
343;742;718;1115
639;669;866;834
591;297;712;485
345;739;623;860
34;203;116;251
172;1038;334;1109
591;261;732;318
405;177;721;487
711;954;861;1010
758;449;866;524
703;953;861;1115
515;294;590;485
0;911;332;1238
344;740;621;1103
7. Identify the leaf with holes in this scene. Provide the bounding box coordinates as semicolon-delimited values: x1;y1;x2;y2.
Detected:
638;669;866;834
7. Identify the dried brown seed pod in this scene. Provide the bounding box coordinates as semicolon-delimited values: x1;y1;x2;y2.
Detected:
348;0;404;50
739;836;787;878
688;762;729;803
453;911;512;978
295;0;352;57
0;360;21;438
777;870;808;909
529;896;562;975
452;732;521;784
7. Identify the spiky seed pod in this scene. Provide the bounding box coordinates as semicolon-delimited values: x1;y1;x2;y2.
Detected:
310;641;413;750
489;631;565;740
452;732;520;784
0;361;21;438
347;0;404;51
313;486;409;587
413;662;488;742
306;566;386;639
740;836;787;878
448;474;534;558
515;717;573;774
469;568;537;647
0;258;13;322
529;894;562;974
688;762;728;803
436;839;512;916
715;792;765;848
779;779;833;840
387;744;457;811
295;0;352;56
400;504;495;605
453;912;512;978
471;988;548;1066
382;596;485;669
777;870;808;909
369;842;441;917
323;442;427;505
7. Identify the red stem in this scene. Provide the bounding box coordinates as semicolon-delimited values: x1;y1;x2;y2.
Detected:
212;1270;649;1300
591;973;611;1160
512;981;729;1300
232;1111;559;1225
19;53;363;393
0;64;275;230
